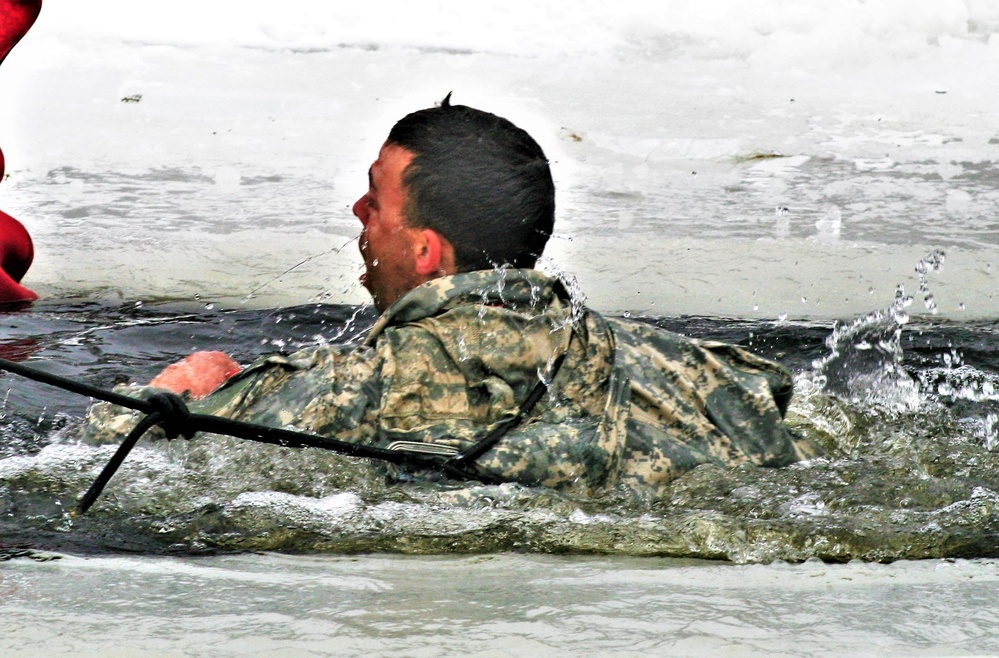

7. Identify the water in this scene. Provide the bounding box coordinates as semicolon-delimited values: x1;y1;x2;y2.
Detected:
2;1;999;654
0;293;997;564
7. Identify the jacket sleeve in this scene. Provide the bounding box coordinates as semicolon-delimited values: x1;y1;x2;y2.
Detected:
80;344;385;447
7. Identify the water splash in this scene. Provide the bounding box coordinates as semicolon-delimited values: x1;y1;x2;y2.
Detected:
810;291;918;412
915;249;945;314
538;257;588;329
800;248;999;457
809;250;947;412
916;360;999;452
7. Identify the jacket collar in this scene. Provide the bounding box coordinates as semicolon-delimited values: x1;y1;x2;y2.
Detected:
364;269;566;345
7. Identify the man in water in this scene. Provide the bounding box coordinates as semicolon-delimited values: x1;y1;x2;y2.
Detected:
86;96;818;494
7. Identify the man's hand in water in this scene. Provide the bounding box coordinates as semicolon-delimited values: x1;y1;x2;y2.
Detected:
148;351;241;399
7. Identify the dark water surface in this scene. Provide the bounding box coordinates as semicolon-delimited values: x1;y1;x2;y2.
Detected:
2;299;998;563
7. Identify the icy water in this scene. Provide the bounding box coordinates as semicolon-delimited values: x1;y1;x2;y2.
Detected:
2;1;999;655
2;288;999;564
4;553;999;657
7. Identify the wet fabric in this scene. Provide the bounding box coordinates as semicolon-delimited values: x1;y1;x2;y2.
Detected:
83;269;817;495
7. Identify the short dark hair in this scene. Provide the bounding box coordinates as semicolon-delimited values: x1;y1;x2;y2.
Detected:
386;95;555;272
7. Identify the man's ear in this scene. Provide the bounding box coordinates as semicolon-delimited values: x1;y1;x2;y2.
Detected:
414;229;443;277
414;229;457;278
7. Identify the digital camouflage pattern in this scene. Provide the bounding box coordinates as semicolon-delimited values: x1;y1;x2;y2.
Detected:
83;269;819;495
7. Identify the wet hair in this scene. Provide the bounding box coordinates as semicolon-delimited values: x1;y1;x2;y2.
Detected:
386;94;555;272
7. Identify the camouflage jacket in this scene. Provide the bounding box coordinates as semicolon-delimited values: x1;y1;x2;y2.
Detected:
84;269;815;494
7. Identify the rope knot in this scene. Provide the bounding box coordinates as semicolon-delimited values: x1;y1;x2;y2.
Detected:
145;391;196;440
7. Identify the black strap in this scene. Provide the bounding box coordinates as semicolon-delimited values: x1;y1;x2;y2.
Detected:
445;352;567;474
0;358;436;512
0;351;567;512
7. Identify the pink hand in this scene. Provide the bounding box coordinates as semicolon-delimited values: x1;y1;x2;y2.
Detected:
148;351;242;399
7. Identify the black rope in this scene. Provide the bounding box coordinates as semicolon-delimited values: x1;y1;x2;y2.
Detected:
0;353;565;513
77;412;163;514
145;392;196;440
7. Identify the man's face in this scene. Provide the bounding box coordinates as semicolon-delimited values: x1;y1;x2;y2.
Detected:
353;143;423;313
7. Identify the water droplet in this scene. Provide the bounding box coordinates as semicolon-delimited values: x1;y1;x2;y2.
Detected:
984;413;999;451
